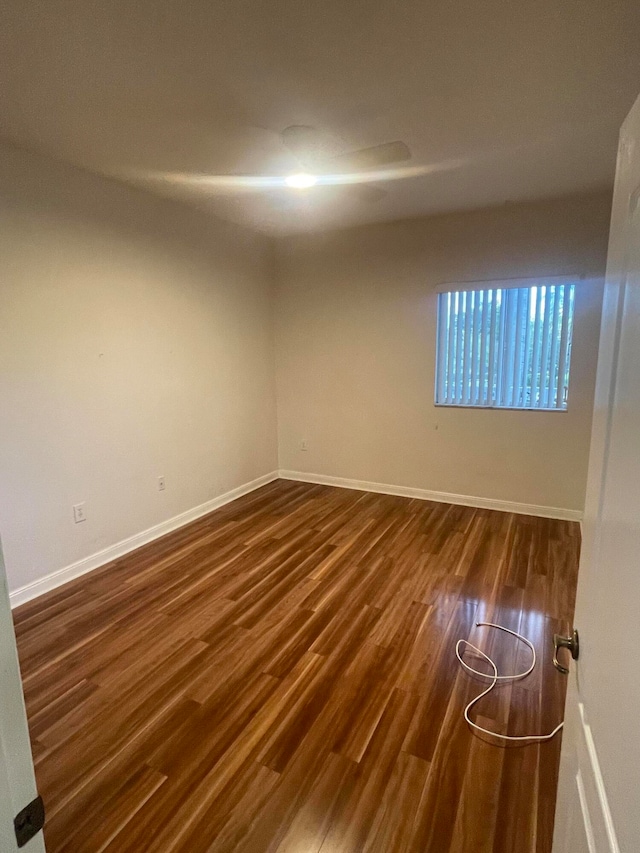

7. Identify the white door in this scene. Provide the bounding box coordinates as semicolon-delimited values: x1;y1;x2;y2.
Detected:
552;93;640;853
0;538;45;852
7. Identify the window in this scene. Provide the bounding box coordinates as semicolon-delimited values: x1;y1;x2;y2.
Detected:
435;281;576;410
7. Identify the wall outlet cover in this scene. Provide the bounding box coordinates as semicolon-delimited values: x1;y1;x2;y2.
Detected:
73;503;86;523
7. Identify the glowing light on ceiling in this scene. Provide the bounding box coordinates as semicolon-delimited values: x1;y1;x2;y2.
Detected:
138;158;468;195
284;173;318;189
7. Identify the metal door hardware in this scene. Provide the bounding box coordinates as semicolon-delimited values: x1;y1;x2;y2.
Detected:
553;629;579;674
14;795;45;848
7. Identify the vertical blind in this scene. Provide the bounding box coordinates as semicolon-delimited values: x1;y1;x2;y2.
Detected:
435;283;576;410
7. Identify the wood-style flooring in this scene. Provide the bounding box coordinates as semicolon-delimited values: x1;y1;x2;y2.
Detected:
13;479;580;853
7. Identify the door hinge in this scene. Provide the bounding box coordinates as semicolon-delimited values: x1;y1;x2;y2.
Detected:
14;795;45;848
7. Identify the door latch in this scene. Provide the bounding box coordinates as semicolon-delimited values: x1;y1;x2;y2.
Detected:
14;795;45;848
553;629;579;674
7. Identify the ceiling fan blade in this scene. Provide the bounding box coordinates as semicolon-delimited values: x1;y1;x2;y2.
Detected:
324;141;411;171
281;125;399;202
281;125;331;166
347;184;388;203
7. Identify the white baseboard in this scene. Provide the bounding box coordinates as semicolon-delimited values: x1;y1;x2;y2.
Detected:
10;467;581;608
278;469;583;522
9;471;279;609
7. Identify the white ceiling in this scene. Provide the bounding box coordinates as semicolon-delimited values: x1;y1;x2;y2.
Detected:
1;0;639;235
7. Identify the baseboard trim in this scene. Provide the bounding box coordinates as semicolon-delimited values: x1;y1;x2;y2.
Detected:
278;470;583;522
9;471;279;609
10;468;581;608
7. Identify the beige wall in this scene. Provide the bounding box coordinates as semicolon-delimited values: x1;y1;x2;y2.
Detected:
275;192;611;512
0;152;611;597
0;146;277;593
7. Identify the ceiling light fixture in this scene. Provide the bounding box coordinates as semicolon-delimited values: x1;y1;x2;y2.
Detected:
284;173;318;189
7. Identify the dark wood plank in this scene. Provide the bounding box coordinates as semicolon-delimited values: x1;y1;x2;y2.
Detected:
13;479;579;852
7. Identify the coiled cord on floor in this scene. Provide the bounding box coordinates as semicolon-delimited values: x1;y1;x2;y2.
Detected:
455;621;564;743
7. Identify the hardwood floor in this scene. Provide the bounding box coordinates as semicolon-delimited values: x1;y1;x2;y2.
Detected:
13;479;580;853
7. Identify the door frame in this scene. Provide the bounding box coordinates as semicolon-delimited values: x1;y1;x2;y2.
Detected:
0;538;46;852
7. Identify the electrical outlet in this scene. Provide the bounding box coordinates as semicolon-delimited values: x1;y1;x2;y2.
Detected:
158;476;166;491
300;440;308;451
73;503;86;523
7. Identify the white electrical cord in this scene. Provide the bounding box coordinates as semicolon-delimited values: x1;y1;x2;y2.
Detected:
455;621;564;743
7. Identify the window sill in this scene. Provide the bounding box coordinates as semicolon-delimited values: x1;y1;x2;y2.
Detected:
434;403;568;412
